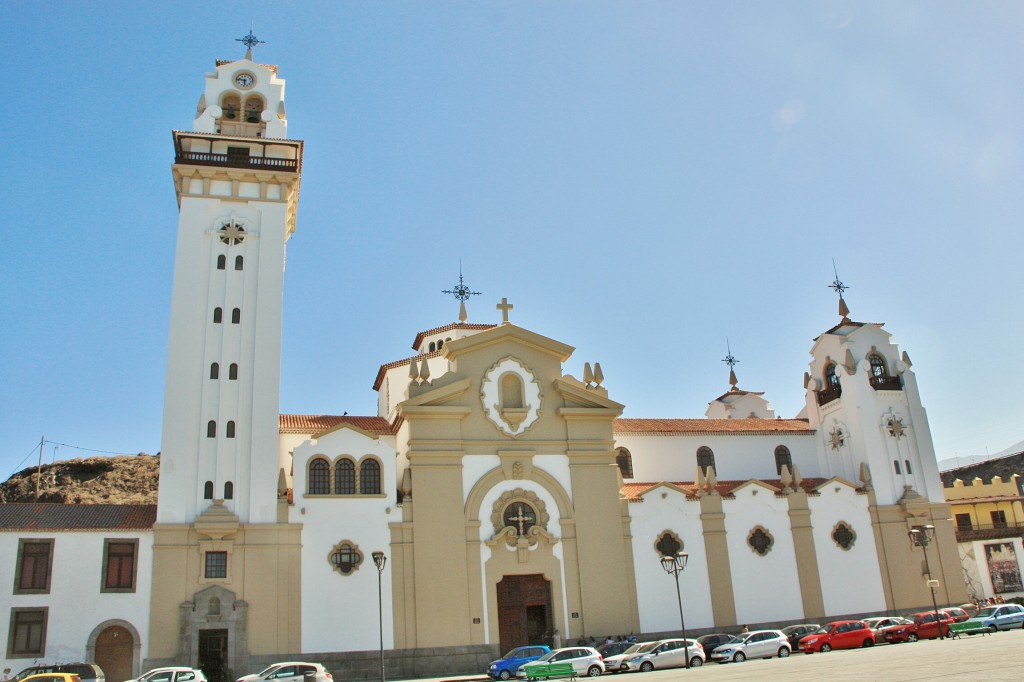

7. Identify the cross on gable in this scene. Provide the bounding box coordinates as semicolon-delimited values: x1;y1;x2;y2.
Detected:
497;297;514;324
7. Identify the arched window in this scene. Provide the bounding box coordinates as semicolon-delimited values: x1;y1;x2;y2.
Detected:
234;255;243;271
360;459;381;495
697;446;716;474
616;448;634;479
905;459;913;475
220;93;241;121
217;255;226;270
207;420;216;438
203;481;214;499
210;363;220;379
825;362;840;387
226;421;236;438
231;308;241;324
308;459;330;495
229;363;238;380
428;342;436;352
869;354;888;378
213;307;223;323
437;339;444;349
893;460;902;474
501;373;524;408
818;361;842;405
224;481;233;500
774;445;792;475
335;459;355;494
243;94;264;123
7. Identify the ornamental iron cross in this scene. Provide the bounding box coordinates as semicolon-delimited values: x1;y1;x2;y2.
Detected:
442;267;481;303
236;30;265;52
829;258;849;297
508;504;534;536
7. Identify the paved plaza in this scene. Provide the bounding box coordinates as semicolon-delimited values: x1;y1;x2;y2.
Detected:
411;628;1024;682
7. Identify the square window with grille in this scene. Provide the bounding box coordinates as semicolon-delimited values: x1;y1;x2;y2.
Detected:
205;551;228;579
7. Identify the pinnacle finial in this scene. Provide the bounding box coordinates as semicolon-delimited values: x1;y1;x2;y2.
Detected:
829;259;850;319
236;29;265;60
722;339;739;389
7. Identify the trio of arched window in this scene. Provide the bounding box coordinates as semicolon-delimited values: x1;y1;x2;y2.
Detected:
308;457;382;496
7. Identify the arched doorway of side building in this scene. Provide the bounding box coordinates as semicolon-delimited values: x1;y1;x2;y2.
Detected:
88;622;140;682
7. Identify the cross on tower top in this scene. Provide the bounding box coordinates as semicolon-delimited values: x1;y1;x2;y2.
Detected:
828;259;851;318
236;30;265;59
442;265;481;323
496;297;514;324
722;339;739;389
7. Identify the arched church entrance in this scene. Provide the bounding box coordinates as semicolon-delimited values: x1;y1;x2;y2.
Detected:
94;626;133;682
497;574;553;654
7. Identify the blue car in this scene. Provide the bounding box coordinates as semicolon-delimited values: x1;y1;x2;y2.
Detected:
488;645;551;680
961;603;1024;632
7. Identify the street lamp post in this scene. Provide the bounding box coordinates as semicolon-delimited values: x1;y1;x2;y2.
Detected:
372;551;387;682
659;551;691;669
907;525;944;640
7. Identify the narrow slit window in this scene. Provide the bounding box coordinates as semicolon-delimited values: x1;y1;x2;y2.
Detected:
224;481;234;500
235;255;243;271
231;308;241;324
229;363;238;380
210;363;219;379
204;481;214;499
226;421;236;438
213;307;223;324
207;420;217;438
217;255;226;270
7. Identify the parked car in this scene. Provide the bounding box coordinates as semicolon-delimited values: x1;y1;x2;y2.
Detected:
488;646;551;680
959;603;1024;632
126;669;207;682
862;616;912;637
236;663;331;682
517;647;604;678
882;612;953;643
780;624;820;649
600;643;647;674
621;638;704;671
695;633;733;653
940;607;970;623
17;665;103;682
709;630;791;663
596;641;634;659
798;621;874;653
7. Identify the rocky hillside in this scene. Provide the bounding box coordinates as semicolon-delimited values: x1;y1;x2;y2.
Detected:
0;454;159;504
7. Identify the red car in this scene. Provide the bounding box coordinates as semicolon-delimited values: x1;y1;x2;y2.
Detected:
940;607;970;623
798;620;875;653
882;611;953;643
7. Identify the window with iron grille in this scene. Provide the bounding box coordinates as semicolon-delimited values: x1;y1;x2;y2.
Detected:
335;459;355;494
205;551;227;579
308;459;330;495
360;458;381;495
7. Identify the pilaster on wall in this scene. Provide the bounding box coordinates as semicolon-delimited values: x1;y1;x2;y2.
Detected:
699;495;737;627
867;491;968;611
787;492;825;619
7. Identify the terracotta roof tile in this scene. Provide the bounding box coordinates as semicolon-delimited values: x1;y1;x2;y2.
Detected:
279;414;395;436
613;418;813;435
411;323;495;350
0;503;157;530
620;478;830;501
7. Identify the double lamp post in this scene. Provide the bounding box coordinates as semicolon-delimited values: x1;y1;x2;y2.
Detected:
659;550;692;669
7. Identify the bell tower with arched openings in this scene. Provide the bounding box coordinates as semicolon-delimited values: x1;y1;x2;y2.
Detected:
149;36;304;673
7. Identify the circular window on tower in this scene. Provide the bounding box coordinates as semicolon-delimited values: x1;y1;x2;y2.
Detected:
218;219;246;245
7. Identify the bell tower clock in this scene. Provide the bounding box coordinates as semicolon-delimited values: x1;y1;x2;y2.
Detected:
157;37;303;526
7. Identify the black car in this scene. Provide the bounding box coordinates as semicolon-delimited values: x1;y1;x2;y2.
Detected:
695;633;734;653
781;624;820;649
596;641;633;658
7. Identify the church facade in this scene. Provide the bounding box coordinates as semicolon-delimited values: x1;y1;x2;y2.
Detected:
2;49;967;681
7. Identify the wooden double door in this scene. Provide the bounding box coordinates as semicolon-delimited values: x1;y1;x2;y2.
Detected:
497;574;553;655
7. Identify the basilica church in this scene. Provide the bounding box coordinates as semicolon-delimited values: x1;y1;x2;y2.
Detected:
1;47;967;681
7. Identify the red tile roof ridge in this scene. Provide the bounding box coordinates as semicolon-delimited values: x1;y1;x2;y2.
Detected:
373;350;443;391
0;503;157;530
614;418;813;435
411;322;496;350
279;414;395;435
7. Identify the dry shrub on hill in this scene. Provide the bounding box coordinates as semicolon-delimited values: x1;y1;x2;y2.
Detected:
0;454;159;504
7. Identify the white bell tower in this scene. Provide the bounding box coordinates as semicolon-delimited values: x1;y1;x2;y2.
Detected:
157;40;302;524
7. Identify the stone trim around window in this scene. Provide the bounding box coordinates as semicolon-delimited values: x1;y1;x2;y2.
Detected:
7;606;48;658
747;526;774;557
14;539;54;595
101;538;139;593
654;530;684;558
327;540;364;576
831;521;856;551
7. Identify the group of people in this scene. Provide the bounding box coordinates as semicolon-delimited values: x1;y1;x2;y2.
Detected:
576;634;639;646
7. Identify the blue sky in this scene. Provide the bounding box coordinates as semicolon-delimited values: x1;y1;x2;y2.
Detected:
2;1;1022;478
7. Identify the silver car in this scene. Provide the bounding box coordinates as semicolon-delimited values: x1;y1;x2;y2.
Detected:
622;638;704;671
710;630;791;663
237;663;332;682
126;669;207;682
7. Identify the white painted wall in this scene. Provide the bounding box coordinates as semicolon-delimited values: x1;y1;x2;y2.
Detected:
291;429;396;652
627;486;714;632
806;483;887;616
0;531;152;673
722;484;804;624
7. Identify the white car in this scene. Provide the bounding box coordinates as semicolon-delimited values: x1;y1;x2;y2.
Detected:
517;647;605;678
126;669;206;682
601;643;647;673
622;638;704;671
710;630;791;663
237;663;331;682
